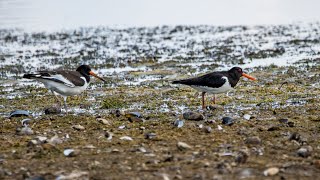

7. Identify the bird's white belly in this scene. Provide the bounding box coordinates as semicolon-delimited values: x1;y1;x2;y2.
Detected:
190;78;233;94
40;80;89;96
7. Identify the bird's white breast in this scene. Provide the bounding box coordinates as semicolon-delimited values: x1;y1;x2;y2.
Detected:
190;76;233;94
37;77;89;96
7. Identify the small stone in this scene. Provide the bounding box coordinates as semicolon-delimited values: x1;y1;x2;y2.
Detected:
26;176;46;180
125;112;143;122
203;126;212;133
243;114;251;120
28;140;38;146
145;133;156;139
16;126;34;135
278;118;288;123
48;135;63;145
72;125;85;131
137;147;147;153
287;121;295;127
217;125;223;130
177;142;192;150
44;106;61;115
118;125;126;129
239;168;254;179
120;136;133;141
263;167;279;176
126;112;142;118
267;125;280;131
206;104;223;111
222;117;234;126
297;146;313;158
63;149;79;157
245;136;261;145
9;110;29;118
314;160;320;169
183;112;204;121
36;136;48;143
289;132;307;144
173;119;184;128
105;131;113;140
235;150;249;164
21;118;32;127
56;170;88;180
96;118;110;125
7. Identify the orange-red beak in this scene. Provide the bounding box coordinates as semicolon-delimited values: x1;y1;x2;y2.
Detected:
89;71;106;82
242;73;257;81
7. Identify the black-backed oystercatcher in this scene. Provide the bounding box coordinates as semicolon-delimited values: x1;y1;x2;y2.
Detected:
23;65;106;113
172;67;256;109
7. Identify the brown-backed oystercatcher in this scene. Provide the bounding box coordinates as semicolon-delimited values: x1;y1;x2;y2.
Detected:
23;65;106;113
172;67;256;109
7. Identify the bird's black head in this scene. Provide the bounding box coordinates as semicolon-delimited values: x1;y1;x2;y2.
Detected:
76;65;92;76
76;65;106;82
228;67;243;79
229;67;256;81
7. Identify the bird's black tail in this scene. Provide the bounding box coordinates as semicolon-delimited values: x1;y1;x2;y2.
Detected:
23;74;39;79
172;80;182;84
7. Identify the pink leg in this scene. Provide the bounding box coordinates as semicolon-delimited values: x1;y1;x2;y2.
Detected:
202;92;206;109
212;94;216;104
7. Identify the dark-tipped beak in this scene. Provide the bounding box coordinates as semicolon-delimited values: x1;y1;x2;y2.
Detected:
242;73;257;81
89;71;106;82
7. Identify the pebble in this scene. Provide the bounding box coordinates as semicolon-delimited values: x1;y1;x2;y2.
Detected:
177;142;192;150
222;117;234;126
217;125;223;131
118;125;126;129
287;121;295;127
48;135;63;145
235;150;249;164
183;112;204;121
289;132;307;144
126;112;144;122
28;139;38;146
314;160;320;169
63;149;79;157
203;126;212;133
125;112;142;118
72;125;85;131
16;126;34;135
96;118;110;125
278;118;288;123
243;114;251;120
263;167;279;176
267;125;281;131
120;136;133;141
238;168;254;179
297;146;313;158
44;106;61;114
9;110;29;118
173;119;184;128
56;170;88;180
36;136;48;143
21;118;32;127
144;133;157;139
245;136;261;145
26;176;46;180
105;131;113;140
110;109;123;117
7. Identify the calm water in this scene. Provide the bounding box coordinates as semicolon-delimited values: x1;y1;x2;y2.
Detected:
0;0;319;32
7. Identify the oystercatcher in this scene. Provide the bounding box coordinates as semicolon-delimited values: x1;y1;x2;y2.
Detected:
23;65;106;113
172;67;256;109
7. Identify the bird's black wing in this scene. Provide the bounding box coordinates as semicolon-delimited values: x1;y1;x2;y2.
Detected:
23;70;85;87
172;72;227;88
